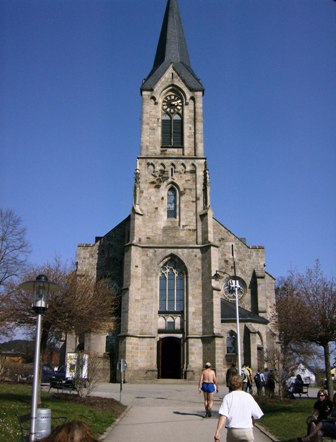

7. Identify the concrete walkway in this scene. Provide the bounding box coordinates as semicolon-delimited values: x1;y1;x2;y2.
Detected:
91;382;275;442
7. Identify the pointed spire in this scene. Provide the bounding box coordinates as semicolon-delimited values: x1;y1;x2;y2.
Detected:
142;0;203;92
152;0;191;70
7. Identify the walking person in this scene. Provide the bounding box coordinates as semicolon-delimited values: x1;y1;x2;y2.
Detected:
214;375;264;442
267;370;276;398
263;368;269;397
226;363;238;392
241;364;250;392
198;362;218;418
254;370;264;397
246;364;253;394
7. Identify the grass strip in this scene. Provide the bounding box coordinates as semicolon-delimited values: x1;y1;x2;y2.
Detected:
0;383;126;442
257;397;314;441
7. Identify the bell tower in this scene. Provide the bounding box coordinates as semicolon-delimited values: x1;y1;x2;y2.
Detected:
131;0;212;245
119;0;223;381
140;0;204;158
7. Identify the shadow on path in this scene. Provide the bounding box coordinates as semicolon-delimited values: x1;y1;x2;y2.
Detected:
173;410;204;418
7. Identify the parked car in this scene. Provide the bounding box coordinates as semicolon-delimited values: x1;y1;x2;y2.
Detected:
52;365;66;380
41;365;66;383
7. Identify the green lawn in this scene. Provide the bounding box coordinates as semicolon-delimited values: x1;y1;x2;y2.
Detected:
257;397;314;441
0;383;126;442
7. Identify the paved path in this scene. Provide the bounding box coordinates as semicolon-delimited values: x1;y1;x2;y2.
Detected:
91;382;275;442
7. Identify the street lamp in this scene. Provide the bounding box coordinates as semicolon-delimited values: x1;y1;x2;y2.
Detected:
19;274;60;441
213;245;242;375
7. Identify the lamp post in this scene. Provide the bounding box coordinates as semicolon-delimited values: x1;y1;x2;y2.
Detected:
19;275;60;442
231;246;242;376
213;245;242;375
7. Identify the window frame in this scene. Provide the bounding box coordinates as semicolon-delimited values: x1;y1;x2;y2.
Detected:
167;186;178;219
159;258;185;313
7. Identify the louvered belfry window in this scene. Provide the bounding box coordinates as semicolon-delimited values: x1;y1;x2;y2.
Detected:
162;114;183;146
162;114;171;145
172;114;182;145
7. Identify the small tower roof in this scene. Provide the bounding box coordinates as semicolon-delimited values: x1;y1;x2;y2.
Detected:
141;0;203;92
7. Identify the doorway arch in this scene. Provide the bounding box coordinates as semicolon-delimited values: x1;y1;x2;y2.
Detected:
158;337;181;379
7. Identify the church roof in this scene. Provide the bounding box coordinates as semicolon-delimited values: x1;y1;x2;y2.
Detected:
221;299;269;325
141;0;203;92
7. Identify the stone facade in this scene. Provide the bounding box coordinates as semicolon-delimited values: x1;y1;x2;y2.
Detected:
70;0;279;383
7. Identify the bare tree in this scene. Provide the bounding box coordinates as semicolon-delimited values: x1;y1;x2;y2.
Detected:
0;209;30;336
300;262;336;396
3;259;121;354
275;272;312;372
0;208;30;287
276;261;336;397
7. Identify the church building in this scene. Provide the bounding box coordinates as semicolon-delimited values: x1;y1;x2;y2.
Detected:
73;0;279;383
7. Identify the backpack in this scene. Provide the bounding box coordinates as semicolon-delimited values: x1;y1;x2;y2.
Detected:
254;373;261;385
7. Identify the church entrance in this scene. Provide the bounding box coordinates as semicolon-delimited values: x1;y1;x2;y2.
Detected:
158;337;181;379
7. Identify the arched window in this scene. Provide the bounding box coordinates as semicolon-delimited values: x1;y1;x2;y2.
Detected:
226;330;237;354
159;258;184;312
167;187;177;218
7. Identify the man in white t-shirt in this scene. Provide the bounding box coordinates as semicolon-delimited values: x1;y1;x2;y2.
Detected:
214;375;264;442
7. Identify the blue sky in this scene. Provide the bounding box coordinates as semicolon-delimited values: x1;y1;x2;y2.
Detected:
1;0;335;281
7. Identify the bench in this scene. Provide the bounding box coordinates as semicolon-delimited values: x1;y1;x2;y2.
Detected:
49;379;78;393
293;383;310;397
18;413;67;442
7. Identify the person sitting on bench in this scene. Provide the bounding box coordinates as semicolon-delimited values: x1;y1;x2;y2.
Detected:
287;374;303;398
298;392;336;442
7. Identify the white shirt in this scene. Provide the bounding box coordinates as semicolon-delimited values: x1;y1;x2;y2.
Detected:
241;367;250;383
218;391;264;428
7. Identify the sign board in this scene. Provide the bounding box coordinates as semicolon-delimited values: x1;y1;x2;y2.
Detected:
117;359;128;372
66;353;88;379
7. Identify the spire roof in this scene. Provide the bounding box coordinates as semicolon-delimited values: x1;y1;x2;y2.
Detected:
141;0;203;92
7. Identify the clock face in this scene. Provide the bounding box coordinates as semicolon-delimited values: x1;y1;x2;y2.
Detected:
162;94;182;114
223;278;245;301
